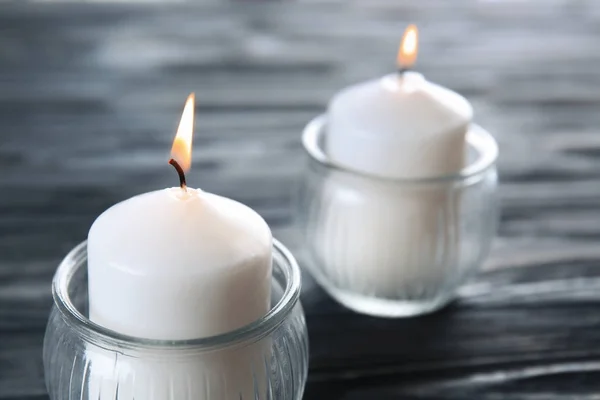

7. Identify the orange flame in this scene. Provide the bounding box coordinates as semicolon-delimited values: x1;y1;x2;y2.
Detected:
397;24;418;69
170;93;195;172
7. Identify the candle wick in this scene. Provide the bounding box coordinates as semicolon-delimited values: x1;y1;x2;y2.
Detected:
397;67;409;76
168;159;187;191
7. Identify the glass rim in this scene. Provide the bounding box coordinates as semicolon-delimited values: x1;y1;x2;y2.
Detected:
302;114;499;183
52;239;302;351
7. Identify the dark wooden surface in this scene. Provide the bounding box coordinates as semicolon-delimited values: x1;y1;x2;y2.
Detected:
3;1;600;399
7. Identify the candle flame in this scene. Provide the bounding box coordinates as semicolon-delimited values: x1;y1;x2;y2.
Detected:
397;24;418;69
170;93;195;172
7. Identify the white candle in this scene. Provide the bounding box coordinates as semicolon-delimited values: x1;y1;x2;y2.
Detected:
327;70;471;178
86;94;272;398
327;25;472;178
312;26;473;310
88;188;272;339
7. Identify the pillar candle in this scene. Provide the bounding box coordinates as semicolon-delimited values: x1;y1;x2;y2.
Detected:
86;94;272;398
313;26;473;307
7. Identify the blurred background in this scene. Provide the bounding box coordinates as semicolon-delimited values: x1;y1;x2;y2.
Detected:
3;0;600;398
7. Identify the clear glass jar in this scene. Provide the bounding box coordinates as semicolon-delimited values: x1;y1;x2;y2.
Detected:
43;240;308;400
296;115;499;318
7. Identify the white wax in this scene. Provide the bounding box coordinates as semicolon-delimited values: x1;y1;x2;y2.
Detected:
86;339;270;399
87;187;272;398
88;187;272;340
327;72;472;179
314;72;472;306
311;167;460;299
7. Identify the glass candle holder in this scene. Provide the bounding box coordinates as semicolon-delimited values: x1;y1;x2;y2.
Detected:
44;240;308;400
297;115;499;318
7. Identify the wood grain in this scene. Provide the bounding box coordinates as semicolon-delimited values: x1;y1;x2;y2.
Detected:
2;1;600;398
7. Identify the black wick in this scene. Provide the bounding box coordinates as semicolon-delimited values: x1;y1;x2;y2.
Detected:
168;158;187;191
398;67;409;76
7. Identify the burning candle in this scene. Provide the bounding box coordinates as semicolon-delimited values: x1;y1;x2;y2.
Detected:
309;25;473;314
86;94;273;398
327;25;472;179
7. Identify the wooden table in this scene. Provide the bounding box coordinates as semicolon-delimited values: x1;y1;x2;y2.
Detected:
3;1;600;398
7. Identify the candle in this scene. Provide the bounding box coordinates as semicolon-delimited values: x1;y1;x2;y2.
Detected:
327;25;472;179
86;94;272;398
311;25;473;311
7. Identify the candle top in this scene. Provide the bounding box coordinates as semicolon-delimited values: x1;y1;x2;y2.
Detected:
324;24;475;179
87;93;274;340
325;72;473;179
88;188;272;277
329;72;473;140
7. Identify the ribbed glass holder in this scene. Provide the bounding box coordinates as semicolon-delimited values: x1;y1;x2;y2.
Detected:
297;115;499;318
43;240;308;400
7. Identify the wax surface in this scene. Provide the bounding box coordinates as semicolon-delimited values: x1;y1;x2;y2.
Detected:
327;72;472;179
88;187;272;340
